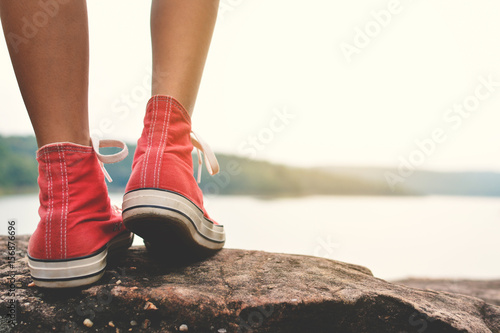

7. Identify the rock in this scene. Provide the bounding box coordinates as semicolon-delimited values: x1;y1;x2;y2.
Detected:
0;235;499;333
179;323;189;331
394;278;500;306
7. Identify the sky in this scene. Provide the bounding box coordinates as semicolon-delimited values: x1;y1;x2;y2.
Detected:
1;0;500;171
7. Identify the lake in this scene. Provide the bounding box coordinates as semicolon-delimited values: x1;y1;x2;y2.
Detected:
1;194;499;281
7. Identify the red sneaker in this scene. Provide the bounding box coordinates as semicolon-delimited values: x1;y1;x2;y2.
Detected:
122;95;225;257
27;139;133;288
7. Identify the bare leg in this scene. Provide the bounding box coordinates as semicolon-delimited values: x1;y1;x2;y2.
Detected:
0;0;90;147
151;0;219;116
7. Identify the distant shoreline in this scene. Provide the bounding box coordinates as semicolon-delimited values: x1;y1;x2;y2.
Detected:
3;135;500;197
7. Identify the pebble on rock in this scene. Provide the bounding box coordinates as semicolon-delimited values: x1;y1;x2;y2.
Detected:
144;301;158;310
108;321;115;328
83;319;93;328
130;320;137;326
179;324;188;331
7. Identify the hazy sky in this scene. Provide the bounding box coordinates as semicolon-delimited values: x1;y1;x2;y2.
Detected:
1;0;500;171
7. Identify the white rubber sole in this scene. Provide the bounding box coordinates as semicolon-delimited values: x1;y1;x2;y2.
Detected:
28;231;133;288
122;188;225;254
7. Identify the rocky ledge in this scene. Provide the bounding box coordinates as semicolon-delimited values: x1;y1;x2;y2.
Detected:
1;235;499;333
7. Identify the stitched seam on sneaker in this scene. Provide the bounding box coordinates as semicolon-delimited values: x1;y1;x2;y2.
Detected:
170;98;191;124
48;154;54;258
153;98;166;188
154;97;171;188
141;97;154;187
57;146;63;259
151;95;191;124
37;143;93;154
43;153;47;258
147;96;158;186
44;153;52;258
142;96;158;187
38;148;92;157
36;142;93;151
61;149;69;259
56;147;69;259
160;100;172;186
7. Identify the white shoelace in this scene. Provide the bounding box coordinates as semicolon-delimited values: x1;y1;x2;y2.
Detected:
191;131;220;183
91;137;129;182
91;134;217;184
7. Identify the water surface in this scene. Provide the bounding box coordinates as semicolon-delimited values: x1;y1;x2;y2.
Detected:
1;194;499;280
